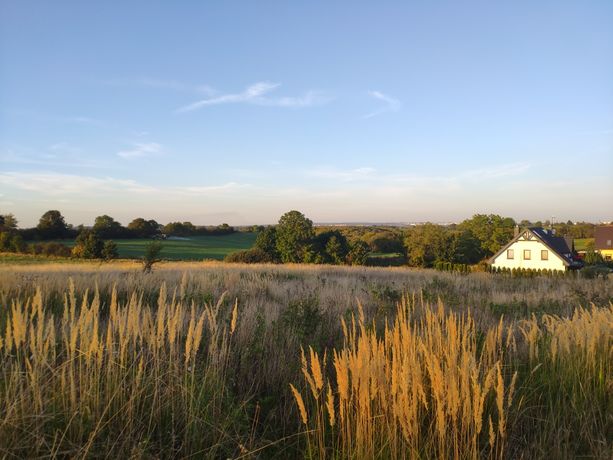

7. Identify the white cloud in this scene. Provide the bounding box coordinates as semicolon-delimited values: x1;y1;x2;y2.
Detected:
117;142;163;159
0;171;157;195
176;82;330;113
463;162;531;179
307;167;376;182
363;90;401;119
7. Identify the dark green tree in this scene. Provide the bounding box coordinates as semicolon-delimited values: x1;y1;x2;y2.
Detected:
404;223;453;267
347;240;370;266
73;230;104;258
0;213;18;231
254;226;279;261
37;210;69;239
128;218;160;238
142;241;163;273
102;240;119;260
10;234;26;253
458;214;515;257
93;215;124;239
275;210;315;263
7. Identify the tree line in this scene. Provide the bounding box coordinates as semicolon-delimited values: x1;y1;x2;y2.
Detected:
1;209;599;267
226;211;596;268
0;210;235;260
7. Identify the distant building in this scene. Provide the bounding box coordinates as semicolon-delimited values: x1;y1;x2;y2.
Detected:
489;227;581;272
594;225;613;260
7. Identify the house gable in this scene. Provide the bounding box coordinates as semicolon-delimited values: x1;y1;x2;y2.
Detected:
489;228;570;270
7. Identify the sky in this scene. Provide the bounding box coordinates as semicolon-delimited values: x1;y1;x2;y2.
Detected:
1;1;612;227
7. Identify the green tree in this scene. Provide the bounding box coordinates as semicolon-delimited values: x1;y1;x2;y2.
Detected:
93;215;124;239
142;241;163;273
449;229;482;264
72;230;104;259
314;230;349;264
404;224;453;267
127;218;160;238
275;210;315;263
0;232;11;251
37;210;69;239
0;213;18;231
224;248;272;263
163;221;196;236
458;214;515;257
102;240;119;260
10;234;26;253
254;226;279;261
347;240;370;266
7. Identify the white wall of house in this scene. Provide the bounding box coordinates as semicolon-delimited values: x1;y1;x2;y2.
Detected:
491;239;567;271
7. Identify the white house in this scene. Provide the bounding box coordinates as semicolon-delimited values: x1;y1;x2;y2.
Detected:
489;227;580;272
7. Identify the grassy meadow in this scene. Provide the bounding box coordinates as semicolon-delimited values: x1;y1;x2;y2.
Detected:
35;232;258;260
0;261;611;458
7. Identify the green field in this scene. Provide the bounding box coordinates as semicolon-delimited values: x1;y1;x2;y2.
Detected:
574;238;594;252
44;232;258;261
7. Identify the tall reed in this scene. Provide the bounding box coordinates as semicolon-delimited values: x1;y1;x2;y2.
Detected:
292;296;517;459
0;280;241;457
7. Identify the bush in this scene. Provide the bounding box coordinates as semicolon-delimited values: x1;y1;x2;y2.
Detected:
102;240;119;260
142;241;163;273
29;242;72;257
224;248;272;264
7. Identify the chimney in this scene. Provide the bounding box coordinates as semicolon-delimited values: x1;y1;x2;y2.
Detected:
514;225;519;238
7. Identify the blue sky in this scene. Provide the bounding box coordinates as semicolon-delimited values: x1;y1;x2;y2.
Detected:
1;1;612;227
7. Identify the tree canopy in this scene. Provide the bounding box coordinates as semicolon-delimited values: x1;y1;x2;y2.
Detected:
37;210;70;239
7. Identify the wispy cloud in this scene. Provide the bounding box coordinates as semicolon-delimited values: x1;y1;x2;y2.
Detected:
307;167;376;182
363;90;401;119
0;171;250;198
306;162;530;186
0;171;157;195
463;162;531;179
176;82;330;113
117;142;163;159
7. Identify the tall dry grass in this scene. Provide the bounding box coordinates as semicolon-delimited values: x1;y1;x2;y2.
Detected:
0;262;611;458
292;298;612;459
292;296;517;459
0;279;242;457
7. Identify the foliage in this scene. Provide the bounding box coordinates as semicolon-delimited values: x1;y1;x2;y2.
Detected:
584;248;604;265
346;240;370;265
29;242;72;257
37;210;71;239
254;226;279;261
458;214;516;257
102;240;119;260
0;213;18;231
404;223;453;267
93;215;126;239
276;210;315;263
72;229;105;259
142;240;163;273
127;217;160;238
224;248;272;263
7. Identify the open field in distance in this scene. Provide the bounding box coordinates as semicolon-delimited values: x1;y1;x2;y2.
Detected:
30;232;258;260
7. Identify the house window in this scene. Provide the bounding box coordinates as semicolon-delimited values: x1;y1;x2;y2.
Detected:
541;250;548;260
607;239;612;247
523;249;531;260
507;249;514;259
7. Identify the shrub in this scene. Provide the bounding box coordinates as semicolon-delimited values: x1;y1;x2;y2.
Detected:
224;248;272;264
142;240;163;273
